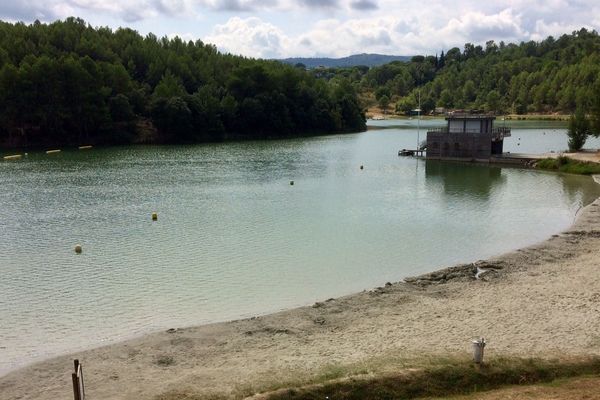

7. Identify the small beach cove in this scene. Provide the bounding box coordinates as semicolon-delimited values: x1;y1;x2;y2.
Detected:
2;120;600;399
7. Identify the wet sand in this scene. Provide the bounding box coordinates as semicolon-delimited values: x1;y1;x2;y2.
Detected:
2;186;600;400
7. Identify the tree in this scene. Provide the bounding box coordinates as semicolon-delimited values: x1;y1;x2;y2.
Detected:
589;83;600;138
153;71;186;98
462;80;477;103
378;95;390;114
374;86;391;100
395;96;416;114
485;90;501;113
439;89;453;108
567;107;590;151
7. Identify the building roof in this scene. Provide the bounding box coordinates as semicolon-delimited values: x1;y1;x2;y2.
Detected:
445;112;496;121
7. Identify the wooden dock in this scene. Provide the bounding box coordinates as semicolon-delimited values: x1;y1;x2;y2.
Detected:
398;149;426;157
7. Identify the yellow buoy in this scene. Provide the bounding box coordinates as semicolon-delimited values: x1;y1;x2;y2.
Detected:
79;145;93;150
3;154;22;160
152;212;158;221
74;244;82;254
46;149;61;154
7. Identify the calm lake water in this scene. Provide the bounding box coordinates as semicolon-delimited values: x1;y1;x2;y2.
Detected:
1;119;600;374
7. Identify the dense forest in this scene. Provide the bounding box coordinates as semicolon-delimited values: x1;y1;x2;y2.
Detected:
317;29;600;117
0;18;366;149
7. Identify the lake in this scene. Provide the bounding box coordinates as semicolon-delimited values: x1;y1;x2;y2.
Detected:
1;119;599;374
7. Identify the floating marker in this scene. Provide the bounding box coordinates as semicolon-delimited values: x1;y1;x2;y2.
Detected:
290;180;294;186
3;154;22;160
74;244;82;254
152;212;158;221
46;149;61;154
79;145;93;150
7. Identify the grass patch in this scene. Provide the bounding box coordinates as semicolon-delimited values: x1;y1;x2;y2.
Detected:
155;354;176;367
535;156;600;175
263;357;600;400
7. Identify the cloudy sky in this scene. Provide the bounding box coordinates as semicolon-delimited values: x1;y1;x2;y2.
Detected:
1;0;599;58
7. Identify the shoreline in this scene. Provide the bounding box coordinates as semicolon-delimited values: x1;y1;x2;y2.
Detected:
2;180;600;400
366;112;570;121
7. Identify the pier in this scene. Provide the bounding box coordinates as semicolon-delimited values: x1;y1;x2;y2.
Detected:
398;149;426;157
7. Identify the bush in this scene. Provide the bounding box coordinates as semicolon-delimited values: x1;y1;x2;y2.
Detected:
535;157;600;175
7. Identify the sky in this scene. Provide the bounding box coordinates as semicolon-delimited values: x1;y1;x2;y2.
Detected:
1;0;599;59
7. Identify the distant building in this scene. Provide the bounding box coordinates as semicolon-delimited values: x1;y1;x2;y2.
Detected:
426;113;511;161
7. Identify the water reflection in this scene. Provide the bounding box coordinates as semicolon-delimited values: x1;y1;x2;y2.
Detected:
425;160;506;199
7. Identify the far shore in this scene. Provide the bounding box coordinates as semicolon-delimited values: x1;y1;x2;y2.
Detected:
1;171;600;399
366;111;570;121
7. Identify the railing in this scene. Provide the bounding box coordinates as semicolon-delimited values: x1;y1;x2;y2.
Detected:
427;127;449;133
427;126;511;138
493;126;511;137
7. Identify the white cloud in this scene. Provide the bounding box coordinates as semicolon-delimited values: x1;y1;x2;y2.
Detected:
204;17;291;58
1;0;599;57
204;10;532;58
435;9;528;47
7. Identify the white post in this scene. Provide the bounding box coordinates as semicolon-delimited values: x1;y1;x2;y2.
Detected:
472;338;486;364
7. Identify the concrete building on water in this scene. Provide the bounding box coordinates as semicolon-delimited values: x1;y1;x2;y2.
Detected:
426;113;511;161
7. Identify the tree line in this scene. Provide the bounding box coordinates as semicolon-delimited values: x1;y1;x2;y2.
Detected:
314;28;600;149
317;29;600;116
0;18;366;149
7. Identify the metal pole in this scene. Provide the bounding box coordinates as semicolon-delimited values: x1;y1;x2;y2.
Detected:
417;90;421;151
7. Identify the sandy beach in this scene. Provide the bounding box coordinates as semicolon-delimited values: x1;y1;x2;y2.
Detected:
2;182;600;400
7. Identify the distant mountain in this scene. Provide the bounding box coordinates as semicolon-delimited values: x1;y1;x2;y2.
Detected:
278;53;412;68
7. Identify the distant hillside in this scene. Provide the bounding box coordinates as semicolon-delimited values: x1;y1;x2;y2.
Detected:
279;53;411;68
318;29;600;117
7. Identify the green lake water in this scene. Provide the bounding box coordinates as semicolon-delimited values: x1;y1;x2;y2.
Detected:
1;119;599;374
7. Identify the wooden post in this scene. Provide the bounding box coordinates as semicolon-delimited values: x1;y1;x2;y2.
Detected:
72;359;85;400
72;372;80;400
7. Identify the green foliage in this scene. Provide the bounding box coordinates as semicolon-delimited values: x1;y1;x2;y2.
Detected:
264;357;600;400
395;96;416;114
567;107;590;151
320;29;600;115
0;18;365;148
377;95;390;112
590;82;600;137
536;157;600;175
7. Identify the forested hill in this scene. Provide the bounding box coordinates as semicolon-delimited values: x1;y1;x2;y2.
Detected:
279;54;411;68
321;29;600;116
0;18;366;149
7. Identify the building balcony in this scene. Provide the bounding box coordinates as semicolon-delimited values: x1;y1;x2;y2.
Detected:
427;126;511;138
